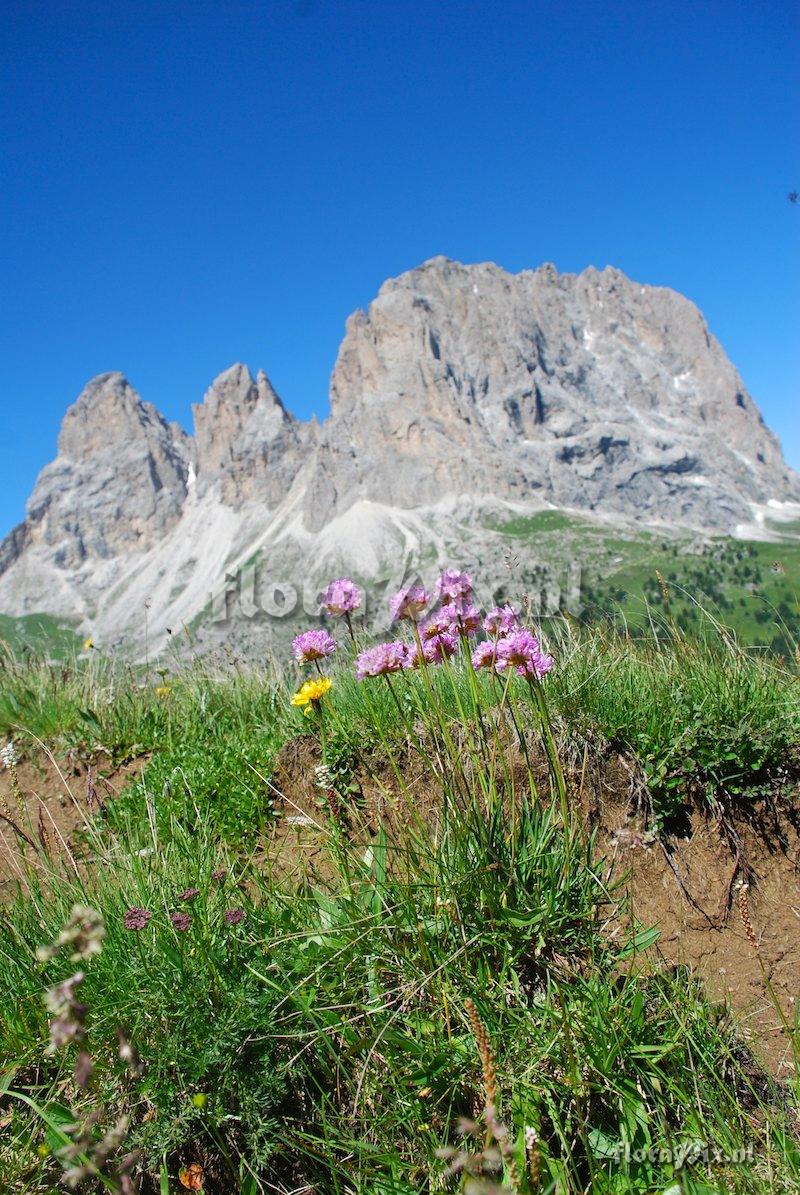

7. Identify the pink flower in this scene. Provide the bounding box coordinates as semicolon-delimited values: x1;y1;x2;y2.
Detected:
495;630;554;681
123;907;152;931
389;585;429;623
471;641;498;670
224;908;245;925
439;601;481;635
435;569;474;604
292;629;337;664
408;631;458;668
420;612;451;640
483;605;521;637
321;578;362;617
355;641;409;679
179;887;200;902
170;912;191;931
211;868;227;884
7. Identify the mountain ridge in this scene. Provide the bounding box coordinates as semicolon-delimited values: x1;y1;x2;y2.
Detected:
1;257;798;650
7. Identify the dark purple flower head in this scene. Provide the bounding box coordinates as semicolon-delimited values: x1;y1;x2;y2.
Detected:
123;907;152;931
439;602;481;636
471;641;499;671
224;908;245;925
496;630;554;681
483;605;521;637
389;585;429;623
179;887;200;902
211;868;227;884
355;641;409;680
321;578;362;617
408;631;458;668
434;569;474;604
292;629;337;664
170;912;191;931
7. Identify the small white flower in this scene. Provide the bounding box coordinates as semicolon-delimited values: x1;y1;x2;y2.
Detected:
1;742;19;769
313;764;334;789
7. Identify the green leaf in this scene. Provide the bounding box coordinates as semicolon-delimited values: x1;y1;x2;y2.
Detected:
618;926;661;958
588;1126;621;1159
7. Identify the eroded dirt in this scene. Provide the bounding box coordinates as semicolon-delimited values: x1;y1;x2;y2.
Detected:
0;749;146;892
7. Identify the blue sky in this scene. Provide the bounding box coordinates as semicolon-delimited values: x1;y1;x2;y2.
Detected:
1;0;798;537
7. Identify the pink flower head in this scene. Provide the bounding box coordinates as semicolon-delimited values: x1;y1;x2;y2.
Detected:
321;578;362;617
292;629;337;664
496;630;554;681
440;601;481;636
179;887;200;902
435;569;474;605
123;907;152;931
224;908;245;925
211;868;227;884
471;641;499;671
483;604;521;637
389;585;429;623
170;912;191;931
408;631;458;668
420;611;451;640
355;641;409;680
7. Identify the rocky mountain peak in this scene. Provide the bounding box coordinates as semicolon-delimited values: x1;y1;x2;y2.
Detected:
23;373;192;568
321;258;798;530
192;364;305;504
58;372;172;459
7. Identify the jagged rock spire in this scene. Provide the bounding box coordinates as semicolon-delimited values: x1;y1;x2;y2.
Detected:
191;363;306;504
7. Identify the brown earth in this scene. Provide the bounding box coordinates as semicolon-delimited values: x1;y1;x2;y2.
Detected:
0;748;146;893
271;733;800;1078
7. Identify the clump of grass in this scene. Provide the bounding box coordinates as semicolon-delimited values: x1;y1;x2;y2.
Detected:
550;624;799;826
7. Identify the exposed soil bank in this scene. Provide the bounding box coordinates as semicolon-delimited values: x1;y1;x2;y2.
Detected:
0;749;145;891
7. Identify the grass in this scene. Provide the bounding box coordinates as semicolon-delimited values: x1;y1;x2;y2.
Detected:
582;538;800;655
488;508;800;653
0;613;82;659
0;614;798;1192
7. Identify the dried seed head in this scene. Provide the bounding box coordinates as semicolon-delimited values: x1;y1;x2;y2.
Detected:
465;998;498;1108
738;884;759;952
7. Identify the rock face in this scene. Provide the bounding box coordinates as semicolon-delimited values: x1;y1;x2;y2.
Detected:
315;258;795;530
22;373;192;566
0;258;797;646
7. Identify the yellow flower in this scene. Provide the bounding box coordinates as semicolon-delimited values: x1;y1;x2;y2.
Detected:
83;637;94;651
290;676;332;708
155;684;172;700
